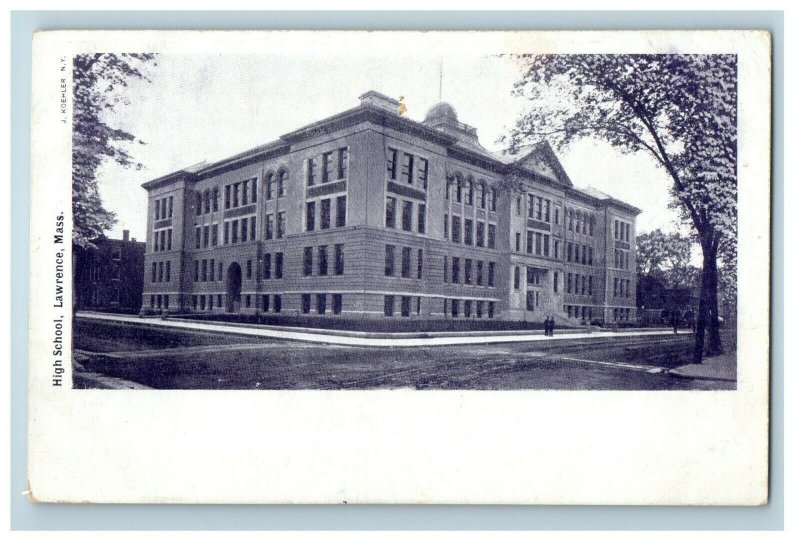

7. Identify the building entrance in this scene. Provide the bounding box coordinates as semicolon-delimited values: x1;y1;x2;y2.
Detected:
226;262;242;312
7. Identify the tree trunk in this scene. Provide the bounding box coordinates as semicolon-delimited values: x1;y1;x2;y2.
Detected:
693;233;723;363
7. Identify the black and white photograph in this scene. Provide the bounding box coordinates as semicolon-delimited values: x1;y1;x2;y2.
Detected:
26;29;770;505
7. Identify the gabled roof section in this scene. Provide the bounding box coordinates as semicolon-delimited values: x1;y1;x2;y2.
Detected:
506;141;573;187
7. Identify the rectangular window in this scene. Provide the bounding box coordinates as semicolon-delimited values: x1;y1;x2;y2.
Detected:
211;225;217;246
451;299;459;318
307;157;317;186
336;195;347;227
232;220;239;244
242;181;249;206
335;244;344;275
201;259;207;282
555;207;560;225
322;152;333;183
417;158;428;189
464;300;472;318
338;148;348;179
151;262;156;282
567;272;573;294
277;173;286;198
452;256;460;283
318;245;328;276
490;188;497;211
444;214;449;240
526;291;536;312
166;261;171;282
301;294;311;314
527;231;534;254
417;204;426;234
385;197;396;228
320;198;331;230
209;259;214;281
488;224;496;249
167;229;172;251
195;192;202;216
401;200;413;231
233;183;240;208
218;261;223;281
535;232;542;256
401;153;414;184
528;194;535;218
476;301;484;319
567;242;573;262
514;266;520;290
417;249;423;279
195;227;201;249
194;260;199;282
543;234;550;257
277;212;285;238
303;247;313;276
544;199;551;222
553;271;559;293
476;221;485;248
401;247;411;278
317;293;327;314
274;295;282;312
240;218;248;243
265;214;274;240
384;295;395;317
306;201;316;231
333;294;343;315
225;185;231;209
588;247;593;266
262;294;270;312
488;262;495;287
464;218;473;246
443;256;448;284
464;258;472;284
451;215;461;243
250;216;256;241
275;252;283;279
245;259;252;280
385;245;395;276
589;276;594;296
401;296;411;317
554;240;560;260
387;148;398;180
488;301;495;319
263;253;271;279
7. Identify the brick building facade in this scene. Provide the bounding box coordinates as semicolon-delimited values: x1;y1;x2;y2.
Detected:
75;230;146;313
141;91;639;324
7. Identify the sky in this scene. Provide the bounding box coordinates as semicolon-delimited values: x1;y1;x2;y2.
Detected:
96;53;680;242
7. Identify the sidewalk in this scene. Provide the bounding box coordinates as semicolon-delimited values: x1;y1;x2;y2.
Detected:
669;353;737;383
76;311;693;348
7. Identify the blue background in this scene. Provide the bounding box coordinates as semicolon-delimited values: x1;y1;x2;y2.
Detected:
10;10;784;531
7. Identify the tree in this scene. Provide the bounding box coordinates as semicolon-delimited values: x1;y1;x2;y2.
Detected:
72;53;157;246
503;54;736;362
636;229;698;289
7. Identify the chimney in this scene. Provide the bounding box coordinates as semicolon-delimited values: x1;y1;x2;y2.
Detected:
358;90;400;113
123;229;130;242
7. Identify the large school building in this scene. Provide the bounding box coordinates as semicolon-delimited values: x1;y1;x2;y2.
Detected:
141;91;639;324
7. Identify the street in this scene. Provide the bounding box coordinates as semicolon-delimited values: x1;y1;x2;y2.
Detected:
73;319;735;391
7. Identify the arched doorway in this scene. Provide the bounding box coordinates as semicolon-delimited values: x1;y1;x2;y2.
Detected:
226;262;242;313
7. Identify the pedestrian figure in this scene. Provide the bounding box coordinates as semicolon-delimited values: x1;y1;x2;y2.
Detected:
547;316;554;336
671;310;679;335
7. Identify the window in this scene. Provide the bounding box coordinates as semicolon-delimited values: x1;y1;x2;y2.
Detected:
307;157;317;186
246;260;252;280
554;240;560;260
544;199;551;222
275;252;283;279
417;249;423;279
266;173;274;200
476;301;484;319
588;247;593;266
335;244;344;275
385;245;395;276
444;214;449;239
476;221;485;248
401;296;411;317
204;190;211;213
527;194;535;218
535;232;542;256
250;216;256;241
387;148;398;180
242;182;249;205
589;276;594;296
384;295;395;317
263;214;273;240
166;261;171;282
195;192;202;216
240;218;248;243
302;294;311;314
464;300;472;318
211;225;218;246
401;153;414;184
451;216;461;243
232;220;239;244
322;152;333;183
225;185;231;209
543;234;550;257
385;196;396;228
464;258;472;284
567;273;573;294
151;262;156;283
318;245;328;276
232;183;240;207
402;200;413;231
526;291;536;312
527;231;534;254
212;188;218;211
320;198;331;230
417;158;428;189
303;247;313;276
553;271;559;293
417;204;426;234
488;224;496;249
451;299;459;318
451;257;460;283
464;218;473;245
262;295;270;312
476;261;484;286
278;170;287;197
466;179;474;206
201;260;207;282
477;182;486;209
555;207;560;225
455;177;463;203
401;247;411;278
277;212;285;238
167;230;172;250
194;260;199;282
488;301;495;319
218;261;223;281
488;262;496;287
490;187;497;211
336;196;347;227
263;253;271;279
514;266;520;290
306;201;316;231
317;294;327;314
274;295;282;312
443;256;448;284
333;294;343;315
338;148;348;179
